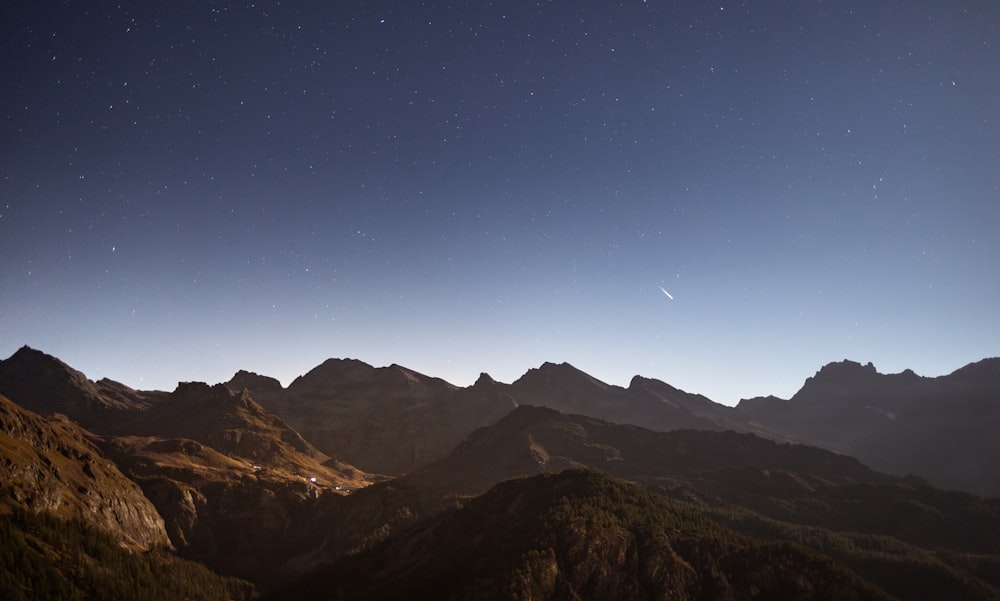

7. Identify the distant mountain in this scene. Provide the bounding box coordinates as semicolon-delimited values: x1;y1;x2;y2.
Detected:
228;355;1000;498
407;406;1000;552
737;359;1000;496
228;358;517;475
227;369;284;396
509;362;749;432
336;406;1000;600
268;469;893;601
407;405;887;495
228;359;763;477
0;346;160;426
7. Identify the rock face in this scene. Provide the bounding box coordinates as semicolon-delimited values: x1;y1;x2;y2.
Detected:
736;358;1000;496
99;431;343;585
0;393;169;550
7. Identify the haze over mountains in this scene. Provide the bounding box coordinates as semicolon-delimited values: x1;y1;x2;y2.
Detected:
1;345;999;599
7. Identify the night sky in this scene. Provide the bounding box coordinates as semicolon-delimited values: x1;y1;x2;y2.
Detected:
2;1;998;405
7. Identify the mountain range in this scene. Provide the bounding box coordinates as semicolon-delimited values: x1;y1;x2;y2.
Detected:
1;345;998;599
226;353;1000;497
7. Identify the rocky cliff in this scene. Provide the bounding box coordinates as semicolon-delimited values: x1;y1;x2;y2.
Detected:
0;393;169;550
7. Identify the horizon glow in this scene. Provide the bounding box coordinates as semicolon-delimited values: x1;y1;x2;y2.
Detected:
2;1;997;406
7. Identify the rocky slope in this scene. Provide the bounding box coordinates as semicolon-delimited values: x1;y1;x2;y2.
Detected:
0;347;377;585
0;393;169;550
737;358;1000;496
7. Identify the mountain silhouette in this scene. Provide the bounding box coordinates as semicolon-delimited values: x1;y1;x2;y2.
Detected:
737;358;1000;496
0;346;159;425
4;346;1000;599
227;359;517;475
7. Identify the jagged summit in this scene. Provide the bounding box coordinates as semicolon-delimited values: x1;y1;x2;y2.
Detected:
791;359;925;404
172;381;249;403
510;362;617;411
737;357;1000;496
226;369;283;393
473;372;497;387
513;361;612;390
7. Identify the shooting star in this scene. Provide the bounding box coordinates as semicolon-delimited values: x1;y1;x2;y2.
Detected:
658;286;674;300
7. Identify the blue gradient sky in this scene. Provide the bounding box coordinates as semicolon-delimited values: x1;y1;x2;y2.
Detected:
2;1;998;404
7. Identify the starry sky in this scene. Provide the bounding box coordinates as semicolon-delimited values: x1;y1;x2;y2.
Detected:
2;1;998;405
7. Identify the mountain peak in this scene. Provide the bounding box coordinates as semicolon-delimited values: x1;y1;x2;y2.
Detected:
513;361;609;389
791;360;881;402
226;369;283;394
287;358;377;393
3;345;95;387
172;381;246;404
0;345;103;418
735;395;787;412
473;372;497;387
792;359;929;404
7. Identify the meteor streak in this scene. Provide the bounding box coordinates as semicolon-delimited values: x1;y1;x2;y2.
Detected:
658;286;674;300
